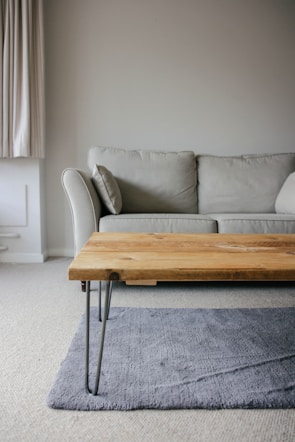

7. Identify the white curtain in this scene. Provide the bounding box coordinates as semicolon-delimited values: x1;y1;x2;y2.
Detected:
0;0;44;158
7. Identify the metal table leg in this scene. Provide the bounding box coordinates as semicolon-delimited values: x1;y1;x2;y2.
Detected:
98;280;113;322
85;280;112;395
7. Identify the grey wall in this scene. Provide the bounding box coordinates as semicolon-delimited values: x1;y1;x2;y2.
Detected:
44;0;295;256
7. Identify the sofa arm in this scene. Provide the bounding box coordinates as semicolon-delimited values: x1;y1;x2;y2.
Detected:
61;168;102;256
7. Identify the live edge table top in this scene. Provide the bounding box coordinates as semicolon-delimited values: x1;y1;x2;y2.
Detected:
68;232;295;283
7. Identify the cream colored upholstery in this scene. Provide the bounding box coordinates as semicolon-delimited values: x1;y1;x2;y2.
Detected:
62;148;295;256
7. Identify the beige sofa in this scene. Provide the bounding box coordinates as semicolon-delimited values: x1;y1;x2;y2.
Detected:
62;146;295;257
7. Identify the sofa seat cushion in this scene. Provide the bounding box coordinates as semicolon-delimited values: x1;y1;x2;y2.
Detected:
99;213;217;233
211;213;295;234
198;153;295;213
88;146;197;214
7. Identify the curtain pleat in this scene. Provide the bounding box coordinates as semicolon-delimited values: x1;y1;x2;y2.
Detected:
0;0;44;158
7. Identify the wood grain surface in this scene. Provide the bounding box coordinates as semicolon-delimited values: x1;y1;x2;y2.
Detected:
68;232;295;282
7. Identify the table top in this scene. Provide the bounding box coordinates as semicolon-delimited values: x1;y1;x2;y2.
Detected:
68;232;295;282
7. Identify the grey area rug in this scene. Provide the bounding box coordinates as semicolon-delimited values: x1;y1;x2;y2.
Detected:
47;307;295;410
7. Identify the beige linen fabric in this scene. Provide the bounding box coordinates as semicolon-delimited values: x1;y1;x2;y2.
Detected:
0;0;45;158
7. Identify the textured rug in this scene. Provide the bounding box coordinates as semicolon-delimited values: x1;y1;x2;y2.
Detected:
47;307;295;410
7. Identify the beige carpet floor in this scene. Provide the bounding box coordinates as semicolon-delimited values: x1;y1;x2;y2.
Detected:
1;258;295;442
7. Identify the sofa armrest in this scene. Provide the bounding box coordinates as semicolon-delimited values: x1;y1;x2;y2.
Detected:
61;168;102;256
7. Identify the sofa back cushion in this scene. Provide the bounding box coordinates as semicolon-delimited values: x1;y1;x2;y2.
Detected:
88;146;197;213
198;153;295;213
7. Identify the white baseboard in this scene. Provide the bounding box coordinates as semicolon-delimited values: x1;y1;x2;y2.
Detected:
46;248;74;258
0;251;48;263
0;249;74;263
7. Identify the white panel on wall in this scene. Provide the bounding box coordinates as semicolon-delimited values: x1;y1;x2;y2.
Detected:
0;183;27;227
0;159;47;262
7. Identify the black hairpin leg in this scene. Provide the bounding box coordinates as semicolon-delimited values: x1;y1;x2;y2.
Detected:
85;280;112;395
98;280;113;322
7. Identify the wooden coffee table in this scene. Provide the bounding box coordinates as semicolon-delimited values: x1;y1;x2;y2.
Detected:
68;232;295;395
